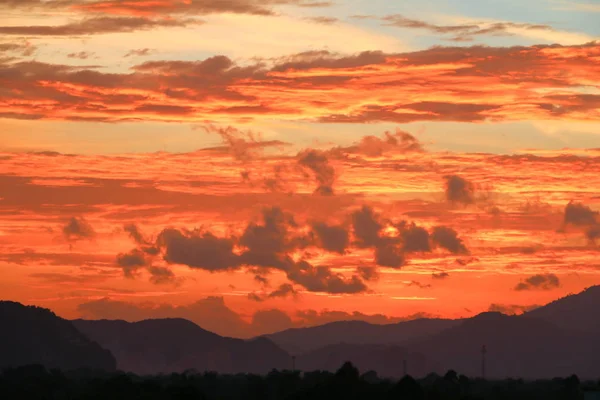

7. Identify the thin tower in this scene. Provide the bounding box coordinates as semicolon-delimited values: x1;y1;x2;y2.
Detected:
481;345;486;379
292;355;296;372
403;359;407;376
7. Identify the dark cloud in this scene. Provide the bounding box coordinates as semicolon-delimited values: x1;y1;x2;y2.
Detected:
514;273;560;291
432;272;450;280
157;228;239;271
268;283;298;299
444;175;475;205
146;266;176;285
372;14;555;42
202;125;290;162
431;226;468;254
356;266;379;281
239;206;299;269
336;129;424;157
311;222;348;254
116;248;150;278
297;149;336;195
286;260;367;294
351;206;382;248
374;240;405;267
488;303;541;315
398;222;431;253
123;223;148;245
62;217;95;241
563;201;598;227
407;281;432;289
0;17;202;36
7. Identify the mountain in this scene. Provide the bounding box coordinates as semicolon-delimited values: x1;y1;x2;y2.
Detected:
296;343;438;379
408;312;600;379
72;318;291;375
526;285;600;333
266;318;461;354
0;301;116;371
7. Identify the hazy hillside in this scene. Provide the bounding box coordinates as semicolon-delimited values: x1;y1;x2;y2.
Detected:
0;301;116;371
409;312;599;379
266;318;461;354
526;285;600;333
73;318;291;375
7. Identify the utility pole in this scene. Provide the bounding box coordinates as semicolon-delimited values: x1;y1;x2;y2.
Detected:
292;355;296;372
403;359;407;376
481;345;486;380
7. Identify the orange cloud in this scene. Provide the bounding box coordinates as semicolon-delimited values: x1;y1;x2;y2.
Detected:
0;43;598;123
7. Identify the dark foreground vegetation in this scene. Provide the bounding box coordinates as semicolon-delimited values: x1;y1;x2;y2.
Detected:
1;363;598;400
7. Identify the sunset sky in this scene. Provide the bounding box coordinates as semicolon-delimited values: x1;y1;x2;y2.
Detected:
1;0;599;338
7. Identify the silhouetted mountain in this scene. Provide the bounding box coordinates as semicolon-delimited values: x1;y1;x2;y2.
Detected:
0;301;116;371
526;285;600;333
266;318;461;354
408;312;600;379
296;343;437;379
72;318;290;375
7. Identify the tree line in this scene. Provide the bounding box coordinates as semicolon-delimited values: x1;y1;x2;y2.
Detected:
1;362;597;400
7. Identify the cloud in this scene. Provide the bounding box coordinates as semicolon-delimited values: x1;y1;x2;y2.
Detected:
62;217;95;241
286;260;367;294
431;226;468;254
488;303;541;315
374;240;405;267
335;129;424;157
351;206;383;248
356;266;379;281
73;0;331;17
432;272;450;280
0;17;202;36
268;283;298;299
514;273;561;291
407;281;432;289
116;248;151;277
563;201;598;227
67;51;95;59
398;222;431;253
157;228;239;271
146;266;176;285
297;149;336;195
124;48;154;57
1;42;598;123
311;222;349;254
377;14;557;42
305;16;338;25
444;175;475;205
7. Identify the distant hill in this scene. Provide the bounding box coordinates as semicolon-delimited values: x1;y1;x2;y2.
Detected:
266;318;461;354
0;301;116;371
526;285;600;333
297;343;437;378
409;312;600;379
72;318;291;375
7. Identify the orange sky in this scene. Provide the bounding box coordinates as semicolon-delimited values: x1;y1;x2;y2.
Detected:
1;0;599;338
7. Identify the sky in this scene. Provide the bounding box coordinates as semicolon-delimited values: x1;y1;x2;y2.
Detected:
0;0;599;338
